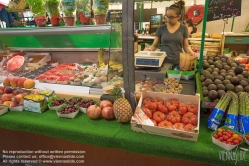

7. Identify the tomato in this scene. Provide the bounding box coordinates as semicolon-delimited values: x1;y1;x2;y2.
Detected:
152;97;164;105
158;120;173;129
213;134;218;139
233;139;239;145
152;111;166;123
173;123;184;130
237;137;243;143
165;100;177;112
184;124;196;132
142;108;152;119
151;119;157;126
167;111;181;124
217;132;222;137
187;103;198;115
222;131;227;135
178;105;188;115
157;104;168;114
219;137;224;141
182;112;197;125
222;135;228;141
226;133;232;138
142;97;152;105
144;102;157;112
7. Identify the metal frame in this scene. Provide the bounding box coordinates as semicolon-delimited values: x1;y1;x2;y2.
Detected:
0;25;114;36
122;0;136;111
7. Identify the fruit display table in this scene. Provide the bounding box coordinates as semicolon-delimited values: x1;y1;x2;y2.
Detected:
0;110;248;166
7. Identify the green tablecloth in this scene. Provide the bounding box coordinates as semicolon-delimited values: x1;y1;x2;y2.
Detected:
0;110;248;166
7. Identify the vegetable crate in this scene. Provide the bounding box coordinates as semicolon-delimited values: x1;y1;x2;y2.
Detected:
130;91;200;142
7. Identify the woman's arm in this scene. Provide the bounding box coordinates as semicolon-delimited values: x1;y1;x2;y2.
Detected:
134;41;138;53
144;36;160;51
187;26;193;36
183;38;197;58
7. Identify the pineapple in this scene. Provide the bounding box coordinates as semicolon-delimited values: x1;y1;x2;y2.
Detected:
109;87;133;123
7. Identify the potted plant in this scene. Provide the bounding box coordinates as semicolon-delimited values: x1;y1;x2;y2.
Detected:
26;0;46;27
76;0;91;25
46;0;60;26
93;0;109;25
61;0;76;26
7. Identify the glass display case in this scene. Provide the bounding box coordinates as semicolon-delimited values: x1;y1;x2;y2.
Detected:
0;24;123;95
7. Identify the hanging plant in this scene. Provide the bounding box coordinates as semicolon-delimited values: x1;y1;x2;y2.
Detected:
76;0;91;25
46;0;60;16
61;0;76;17
94;0;110;15
26;0;46;17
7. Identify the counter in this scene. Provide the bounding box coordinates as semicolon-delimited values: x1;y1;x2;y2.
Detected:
0;108;248;166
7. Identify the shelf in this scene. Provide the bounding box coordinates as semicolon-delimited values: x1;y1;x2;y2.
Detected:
0;25;114;36
188;38;220;41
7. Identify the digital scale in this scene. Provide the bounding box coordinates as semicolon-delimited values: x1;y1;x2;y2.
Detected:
134;51;167;68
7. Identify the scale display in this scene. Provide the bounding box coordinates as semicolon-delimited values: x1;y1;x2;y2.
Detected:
136;58;159;66
134;51;166;67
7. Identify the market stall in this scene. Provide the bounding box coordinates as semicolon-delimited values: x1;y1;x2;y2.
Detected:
0;0;249;166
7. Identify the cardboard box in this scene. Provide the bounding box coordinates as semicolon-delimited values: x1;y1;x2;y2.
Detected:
130;91;200;142
25;53;51;69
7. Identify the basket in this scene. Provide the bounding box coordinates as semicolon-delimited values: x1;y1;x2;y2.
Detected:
167;70;181;80
181;71;195;80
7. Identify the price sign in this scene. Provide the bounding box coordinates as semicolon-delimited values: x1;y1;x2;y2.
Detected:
24;100;42;113
207;0;241;22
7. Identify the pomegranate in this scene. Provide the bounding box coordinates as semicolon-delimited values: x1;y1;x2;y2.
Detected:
100;100;113;110
87;105;101;120
101;106;115;120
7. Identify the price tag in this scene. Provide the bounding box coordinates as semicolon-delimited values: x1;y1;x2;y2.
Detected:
24;100;42;113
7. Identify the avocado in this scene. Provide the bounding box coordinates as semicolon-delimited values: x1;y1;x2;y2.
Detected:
203;62;210;69
225;75;232;80
206;68;213;73
236;74;244;80
239;80;249;88
216;63;223;70
231;63;238;67
213;98;220;103
208;84;217;91
242;78;249;84
224;65;231;71
201;70;210;76
223;80;231;85
217;90;226;99
202;86;208;91
203;90;209;97
214;79;222;85
241;71;249;78
202;82;206;87
217;84;226;91
204;79;213;86
214;57;220;61
235;85;244;93
220;69;227;73
206;74;215;81
203;96;212;102
208;90;218;100
212;71;219;76
228;72;235;77
213;68;220;72
220;73;227;78
209;65;215;69
221;58;227;62
234;66;243;75
226;84;235;91
244;86;249;92
215;76;224;81
208;60;214;65
222;62;228;66
200;75;206;82
230;76;240;85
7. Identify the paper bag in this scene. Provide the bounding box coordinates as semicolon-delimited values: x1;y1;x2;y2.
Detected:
180;53;196;71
